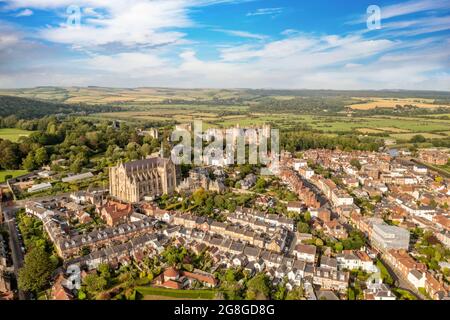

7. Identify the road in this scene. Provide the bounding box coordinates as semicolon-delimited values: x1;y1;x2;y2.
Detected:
380;255;426;300
0;192;75;300
3;207;29;300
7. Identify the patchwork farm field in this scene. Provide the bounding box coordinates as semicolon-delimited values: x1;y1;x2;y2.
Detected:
0;128;35;142
389;132;447;140
92;106;450;139
425;113;450;118
0;87;257;104
347;97;449;110
2;87;449;147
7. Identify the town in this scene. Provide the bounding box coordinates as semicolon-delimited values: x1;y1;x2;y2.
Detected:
1;122;449;301
1;0;450;311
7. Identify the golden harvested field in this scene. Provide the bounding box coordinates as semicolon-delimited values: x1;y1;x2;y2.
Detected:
0;87;254;104
377;127;411;133
271;95;298;100
95;110;225;123
348;97;448;110
356;128;385;134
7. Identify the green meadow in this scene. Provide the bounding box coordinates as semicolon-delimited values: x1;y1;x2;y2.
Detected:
90;104;450;143
135;286;215;300
0;128;35;142
0;170;28;183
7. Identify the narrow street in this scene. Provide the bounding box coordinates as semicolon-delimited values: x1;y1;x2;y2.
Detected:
3;207;29;300
380;255;426;300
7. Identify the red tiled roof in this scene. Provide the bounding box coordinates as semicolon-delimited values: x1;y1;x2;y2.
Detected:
181;271;218;286
355;251;371;262
51;275;74;301
161;280;183;290
164;267;179;278
433;215;450;231
294;244;316;255
101;200;132;223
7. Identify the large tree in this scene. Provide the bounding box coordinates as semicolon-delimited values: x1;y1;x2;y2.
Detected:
34;147;48;166
297;222;310;234
83;273;108;294
18;247;55;293
0;140;22;169
246;273;271;300
22;151;37;171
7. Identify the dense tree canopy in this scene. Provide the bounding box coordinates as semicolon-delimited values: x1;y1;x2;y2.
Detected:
0;95;118;119
0;116;161;172
281;130;383;152
245;273;272;300
18;247;56;293
250;97;350;114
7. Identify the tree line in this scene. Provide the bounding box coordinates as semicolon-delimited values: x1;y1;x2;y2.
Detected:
0;95;120;120
281;129;383;152
0;116;161;172
250;97;350;114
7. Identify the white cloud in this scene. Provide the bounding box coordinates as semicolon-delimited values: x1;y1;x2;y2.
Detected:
0;0;449;90
380;0;450;20
84;52;167;73
39;1;192;49
213;29;268;40
15;9;34;17
3;0;252;49
281;29;299;36
220;35;396;65
7;32;440;90
247;7;283;17
0;34;20;49
349;0;450;25
381;15;450;36
2;28;449;90
83;7;103;18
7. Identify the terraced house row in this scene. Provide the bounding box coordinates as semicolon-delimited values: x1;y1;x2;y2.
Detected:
171;212;290;253
25;201;157;259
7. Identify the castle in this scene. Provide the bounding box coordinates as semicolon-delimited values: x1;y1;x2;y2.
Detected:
109;157;177;203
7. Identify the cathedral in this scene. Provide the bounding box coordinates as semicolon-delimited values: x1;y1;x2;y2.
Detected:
109;157;178;203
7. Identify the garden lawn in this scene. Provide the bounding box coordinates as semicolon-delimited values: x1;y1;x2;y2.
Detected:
0;170;28;183
135;286;215;300
0;128;35;142
392;288;417;300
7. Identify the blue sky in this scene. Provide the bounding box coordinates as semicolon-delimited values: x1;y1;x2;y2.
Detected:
0;0;449;90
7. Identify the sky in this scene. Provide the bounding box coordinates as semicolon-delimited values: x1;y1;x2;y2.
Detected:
0;0;449;90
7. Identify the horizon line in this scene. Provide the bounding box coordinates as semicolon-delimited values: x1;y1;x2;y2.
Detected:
1;86;450;93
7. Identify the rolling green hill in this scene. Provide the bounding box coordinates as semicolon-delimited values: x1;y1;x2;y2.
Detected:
0;95;119;119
